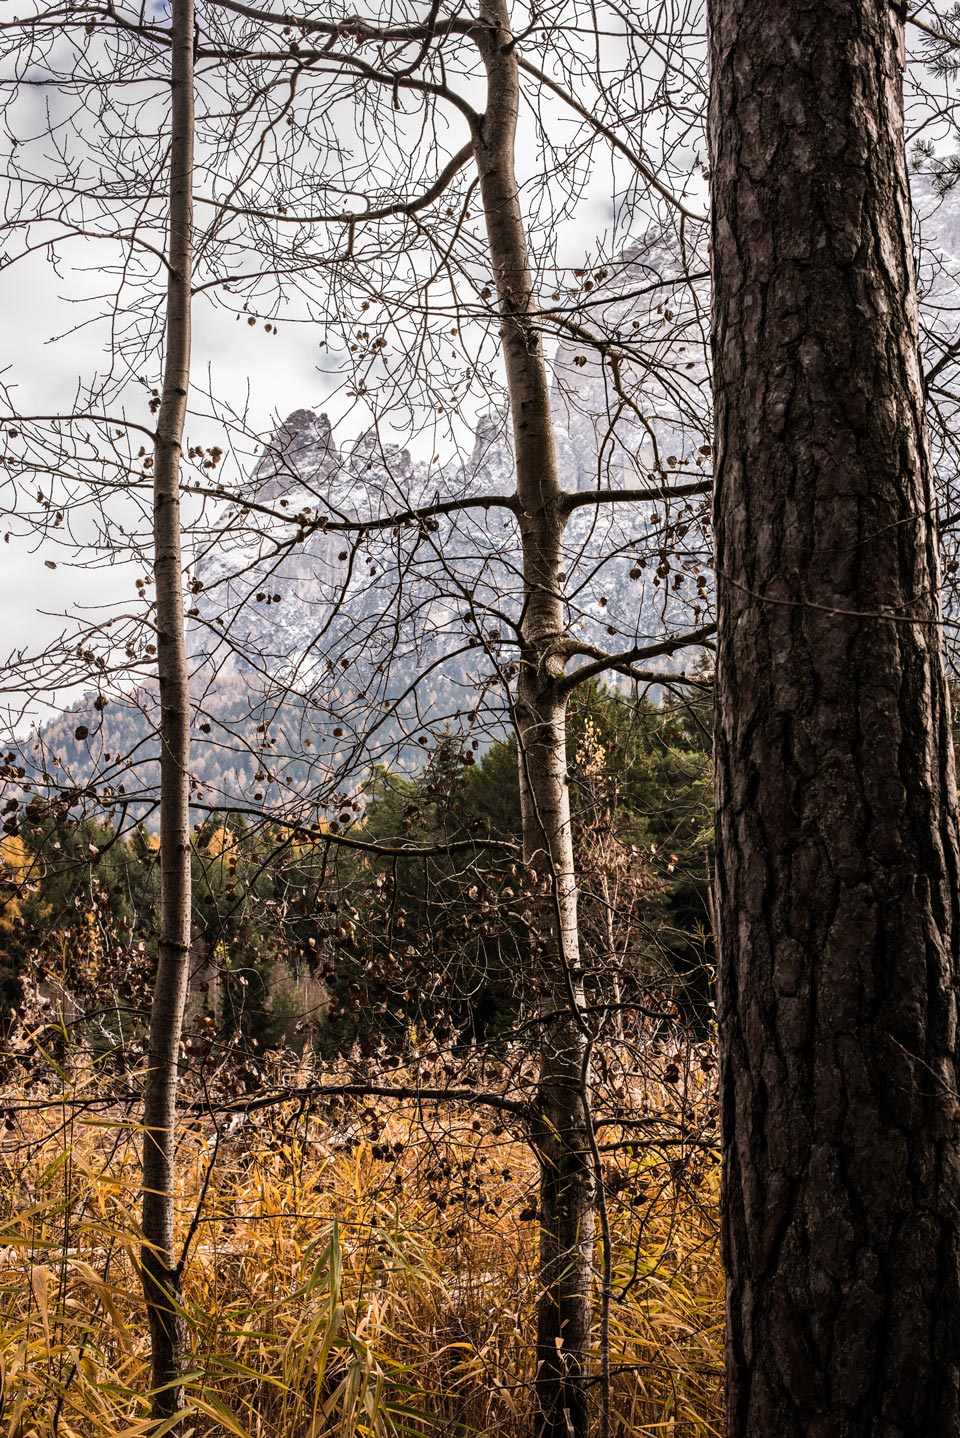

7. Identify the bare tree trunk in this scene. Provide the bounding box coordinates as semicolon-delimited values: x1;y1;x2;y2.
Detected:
709;3;960;1434
471;5;594;1434
600;871;624;1043
140;0;194;1418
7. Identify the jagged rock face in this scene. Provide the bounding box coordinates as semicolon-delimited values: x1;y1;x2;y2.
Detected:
21;184;960;816
251;409;339;503
915;172;960;262
181;169;959;813
551;230;710;496
913;174;960;627
191;225;714;701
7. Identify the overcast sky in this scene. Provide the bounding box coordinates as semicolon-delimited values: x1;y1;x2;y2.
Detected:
0;0;710;717
12;0;957;728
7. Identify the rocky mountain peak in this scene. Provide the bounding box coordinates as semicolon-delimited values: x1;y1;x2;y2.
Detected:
252;408;338;501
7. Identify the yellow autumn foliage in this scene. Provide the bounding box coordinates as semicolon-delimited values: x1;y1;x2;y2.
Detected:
0;1084;724;1437
0;833;29;932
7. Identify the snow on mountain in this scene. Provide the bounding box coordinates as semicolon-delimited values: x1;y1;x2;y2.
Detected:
20;179;960;820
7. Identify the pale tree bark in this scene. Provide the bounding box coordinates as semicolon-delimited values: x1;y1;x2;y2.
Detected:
471;3;594;1434
140;0;194;1418
709;3;960;1435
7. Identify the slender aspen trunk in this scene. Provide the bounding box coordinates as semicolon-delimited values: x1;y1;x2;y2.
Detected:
471;5;594;1434
600;872;624;1043
141;0;194;1418
710;2;960;1433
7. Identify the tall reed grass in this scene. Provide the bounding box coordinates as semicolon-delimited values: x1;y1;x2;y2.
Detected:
0;1085;723;1437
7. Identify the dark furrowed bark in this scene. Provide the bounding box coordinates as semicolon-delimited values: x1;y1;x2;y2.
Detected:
709;3;960;1435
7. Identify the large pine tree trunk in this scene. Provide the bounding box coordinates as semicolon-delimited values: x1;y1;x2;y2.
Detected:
472;3;594;1433
140;0;194;1417
709;3;960;1433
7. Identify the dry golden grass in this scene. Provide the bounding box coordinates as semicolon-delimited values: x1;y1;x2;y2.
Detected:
0;1090;723;1437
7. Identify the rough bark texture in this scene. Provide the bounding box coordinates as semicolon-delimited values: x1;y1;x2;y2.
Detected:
472;4;594;1434
140;0;194;1418
709;3;960;1434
